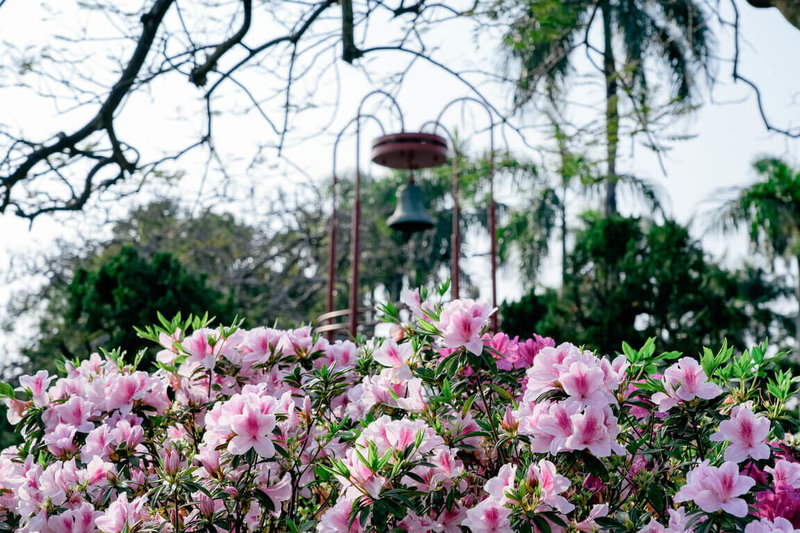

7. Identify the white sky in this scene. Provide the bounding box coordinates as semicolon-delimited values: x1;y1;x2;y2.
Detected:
1;0;799;360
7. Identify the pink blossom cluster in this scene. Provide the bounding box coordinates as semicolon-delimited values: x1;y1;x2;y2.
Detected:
0;323;357;532
752;459;800;527
483;332;555;371
0;293;797;533
517;342;628;457
436;299;494;355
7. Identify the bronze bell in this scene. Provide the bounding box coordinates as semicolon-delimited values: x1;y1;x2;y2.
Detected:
387;181;435;233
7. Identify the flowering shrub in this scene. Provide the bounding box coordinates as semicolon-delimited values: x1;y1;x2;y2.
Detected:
1;284;799;533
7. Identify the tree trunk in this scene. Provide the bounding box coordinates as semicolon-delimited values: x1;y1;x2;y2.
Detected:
602;0;619;217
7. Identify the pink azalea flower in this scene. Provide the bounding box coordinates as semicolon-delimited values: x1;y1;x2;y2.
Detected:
744;517;799;533
652;358;722;412
527;459;574;514
637;518;666;533
666;506;698;533
337;449;386;500
461;497;513;533
401;288;435;322
262;473;292;516
565;405;625;457
710;405;771;463
81;456;116;486
766;460;800;489
317;340;359;369
82;425;113;463
95;493;148;533
435;505;469;533
483;333;520;371
52;396;96;433
398;511;439;532
574;503;609;532
156;329;182;365
372;339;414;380
754;481;800;527
317;497;363;533
19;370;53;407
228;405;277;458
44;423;78;457
675;461;755;517
484;464;517;502
600;354;629;391
110;420;144;450
183;328;217;370
437;299;492;356
517;334;555;369
524;343;582;397
527;401;579;455
48;502;102;533
396;378;428;412
559;361;613;408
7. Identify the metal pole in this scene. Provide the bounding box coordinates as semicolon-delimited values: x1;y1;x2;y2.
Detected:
348;121;362;336
451;146;460;299
433;98;498;324
327;113;386;340
326;171;337;341
488;131;498;332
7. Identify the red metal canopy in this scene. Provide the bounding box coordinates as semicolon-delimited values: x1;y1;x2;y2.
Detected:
371;132;448;169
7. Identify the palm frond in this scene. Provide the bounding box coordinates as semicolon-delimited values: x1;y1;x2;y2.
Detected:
616;173;668;217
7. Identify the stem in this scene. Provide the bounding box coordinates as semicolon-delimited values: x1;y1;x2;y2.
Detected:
474;371;504;465
690;409;706;461
175;489;180;532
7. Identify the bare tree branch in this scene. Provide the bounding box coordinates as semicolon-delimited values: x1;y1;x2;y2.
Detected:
1;0;176;216
0;0;520;221
730;0;800;138
189;0;252;86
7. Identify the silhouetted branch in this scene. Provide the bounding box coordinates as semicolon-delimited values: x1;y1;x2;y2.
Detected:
729;0;800;138
1;0;175;217
189;0;252;86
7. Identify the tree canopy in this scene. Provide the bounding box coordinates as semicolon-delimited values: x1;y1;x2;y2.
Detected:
501;213;790;356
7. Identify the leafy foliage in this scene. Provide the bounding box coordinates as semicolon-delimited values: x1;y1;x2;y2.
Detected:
501;214;789;355
30;246;234;371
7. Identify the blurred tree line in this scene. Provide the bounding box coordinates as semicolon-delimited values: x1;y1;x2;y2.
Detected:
3;151;524;377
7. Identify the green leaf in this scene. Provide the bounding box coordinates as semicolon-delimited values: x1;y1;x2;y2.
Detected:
0;382;14;400
491;384;515;402
621;341;638;362
531;514;552;533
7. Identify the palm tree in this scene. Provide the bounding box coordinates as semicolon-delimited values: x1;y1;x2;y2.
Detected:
499;125;666;287
504;0;712;216
712;157;800;354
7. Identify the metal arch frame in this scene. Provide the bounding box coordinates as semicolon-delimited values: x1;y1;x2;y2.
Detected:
326;90;405;339
426;97;499;332
326;92;504;338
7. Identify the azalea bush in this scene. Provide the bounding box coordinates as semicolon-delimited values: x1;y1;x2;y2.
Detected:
1;284;799;533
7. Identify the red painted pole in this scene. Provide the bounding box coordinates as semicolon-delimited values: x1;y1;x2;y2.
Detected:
451;147;460;300
348;125;362;337
326;171;337;342
488;135;498;332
